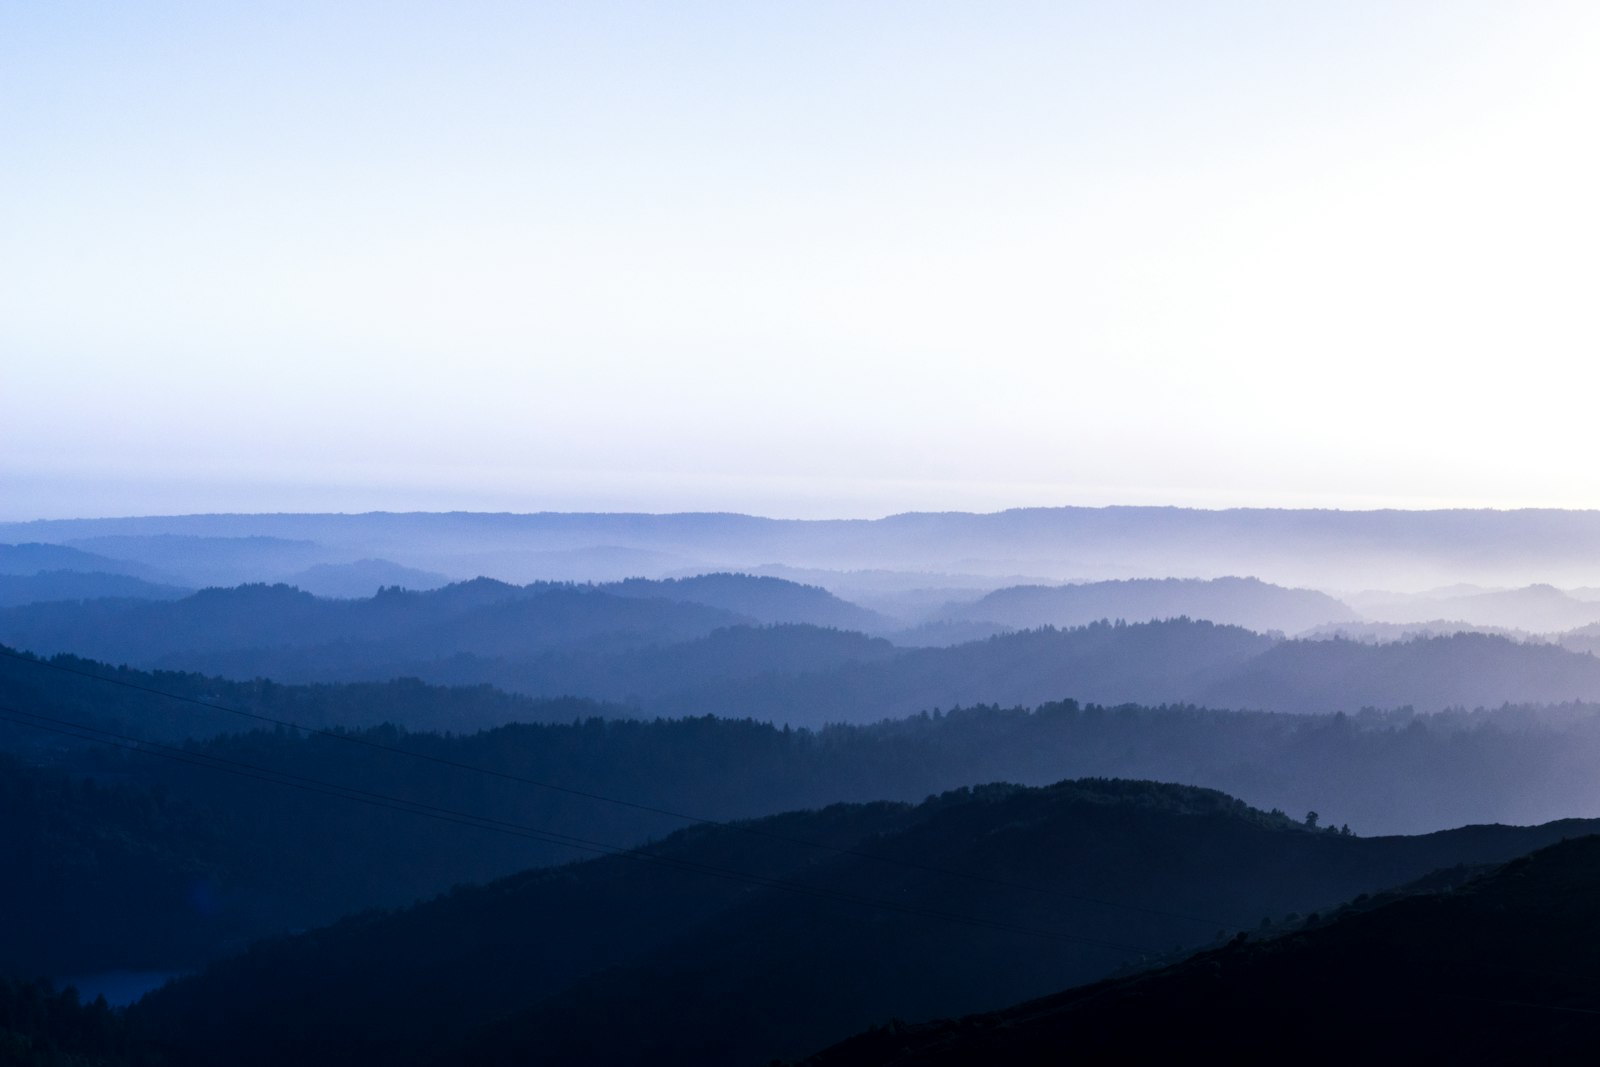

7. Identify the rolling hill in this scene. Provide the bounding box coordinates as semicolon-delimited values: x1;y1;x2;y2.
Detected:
0;571;193;608
802;833;1600;1064
1357;582;1600;633
0;579;752;668
606;572;895;632
944;576;1357;635
0;542;176;583
131;780;1600;1067
17;580;1600;723
279;558;451;598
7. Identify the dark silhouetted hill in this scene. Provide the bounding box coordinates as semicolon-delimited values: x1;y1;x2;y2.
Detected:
131;781;1600;1067
0;976;164;1067
800;833;1600;1065
0;644;619;752
16;644;1600;980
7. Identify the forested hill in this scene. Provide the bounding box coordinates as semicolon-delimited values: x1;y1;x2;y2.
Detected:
0;570;192;608
17;579;1600;720
0;977;164;1067
0;542;173;581
194;624;1600;722
603;572;895;631
131;781;1600;1067
0;570;891;659
945;576;1357;634
19;643;1600;983
1201;630;1600;712
0;644;623;749
801;833;1600;1064
0;579;751;664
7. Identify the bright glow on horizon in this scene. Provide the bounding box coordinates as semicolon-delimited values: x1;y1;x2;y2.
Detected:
4;2;1599;520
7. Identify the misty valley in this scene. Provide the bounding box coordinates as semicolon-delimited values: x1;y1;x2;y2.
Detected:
15;1;1600;1058
3;509;1600;1062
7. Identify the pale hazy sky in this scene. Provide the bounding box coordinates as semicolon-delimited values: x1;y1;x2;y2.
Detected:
4;1;1599;519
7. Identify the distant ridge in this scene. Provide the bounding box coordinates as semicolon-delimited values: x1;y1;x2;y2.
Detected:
14;590;1600;721
0;570;192;608
282;558;451;598
606;572;895;632
1357;582;1600;632
0;541;176;582
13;506;1600;587
943;576;1357;635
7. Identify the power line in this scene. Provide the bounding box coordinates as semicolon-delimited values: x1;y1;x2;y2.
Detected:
0;646;1245;930
0;703;1157;955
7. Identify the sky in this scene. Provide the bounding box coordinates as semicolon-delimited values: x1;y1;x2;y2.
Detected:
3;1;1599;520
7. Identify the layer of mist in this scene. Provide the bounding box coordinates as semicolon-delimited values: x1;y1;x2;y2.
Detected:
15;506;1600;1063
15;506;1600;591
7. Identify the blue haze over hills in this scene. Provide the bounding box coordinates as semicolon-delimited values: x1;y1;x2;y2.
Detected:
14;507;1600;591
13;509;1600;727
15;507;1600;1062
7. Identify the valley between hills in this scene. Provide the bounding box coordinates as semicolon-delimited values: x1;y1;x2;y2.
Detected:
8;509;1600;1062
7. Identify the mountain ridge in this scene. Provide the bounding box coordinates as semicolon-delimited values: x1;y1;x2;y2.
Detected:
799;833;1600;1064
130;779;1600;1067
15;506;1600;588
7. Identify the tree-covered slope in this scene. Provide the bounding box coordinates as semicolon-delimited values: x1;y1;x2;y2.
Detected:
800;833;1600;1065
605;572;896;632
19;643;1600;982
132;781;1600;1067
17;578;1600;723
948;576;1357;634
0;571;193;608
0;579;753;668
1201;631;1600;713
0;644;615;750
0;543;173;582
0;978;164;1067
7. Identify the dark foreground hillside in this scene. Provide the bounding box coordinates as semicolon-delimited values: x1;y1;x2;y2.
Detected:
803;834;1600;1065
132;781;1600;1067
0;978;163;1067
